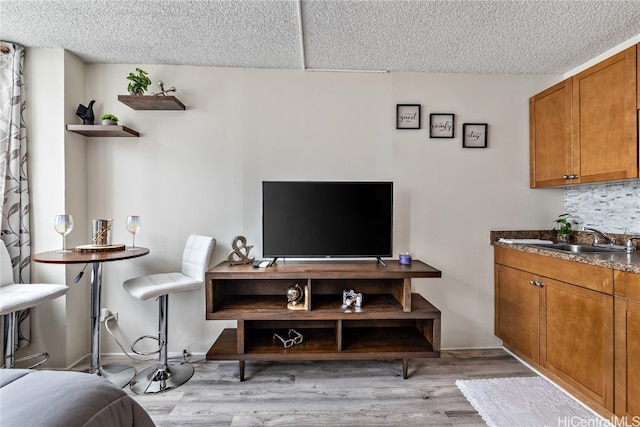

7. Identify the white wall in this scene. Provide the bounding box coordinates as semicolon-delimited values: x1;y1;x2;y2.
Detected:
62;51;91;365
25;56;567;367
74;65;562;355
391;73;564;348
25;48;91;368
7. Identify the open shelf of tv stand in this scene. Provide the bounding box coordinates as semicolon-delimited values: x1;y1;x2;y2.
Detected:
205;260;442;381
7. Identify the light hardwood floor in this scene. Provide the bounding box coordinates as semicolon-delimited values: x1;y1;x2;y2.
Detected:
90;349;536;426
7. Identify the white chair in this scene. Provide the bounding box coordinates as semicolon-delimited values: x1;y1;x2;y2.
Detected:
123;235;215;394
1;240;68;368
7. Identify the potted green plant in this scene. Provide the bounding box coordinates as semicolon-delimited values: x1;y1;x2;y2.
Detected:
126;67;152;95
554;213;572;242
101;113;119;125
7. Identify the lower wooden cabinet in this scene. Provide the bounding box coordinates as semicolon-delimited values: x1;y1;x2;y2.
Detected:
614;271;640;421
495;246;614;417
542;277;613;413
495;264;540;363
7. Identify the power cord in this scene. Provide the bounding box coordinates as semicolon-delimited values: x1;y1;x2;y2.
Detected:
103;315;154;362
103;316;195;363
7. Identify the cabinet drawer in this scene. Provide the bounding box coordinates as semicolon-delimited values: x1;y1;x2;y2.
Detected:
614;271;640;302
495;246;613;294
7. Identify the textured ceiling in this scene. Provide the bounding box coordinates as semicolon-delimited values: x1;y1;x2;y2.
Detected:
2;0;640;74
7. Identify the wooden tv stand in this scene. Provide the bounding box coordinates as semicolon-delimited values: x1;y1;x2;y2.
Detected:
205;260;442;381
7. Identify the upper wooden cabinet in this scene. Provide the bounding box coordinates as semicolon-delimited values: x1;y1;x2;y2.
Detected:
530;45;638;188
530;79;573;187
574;45;638;184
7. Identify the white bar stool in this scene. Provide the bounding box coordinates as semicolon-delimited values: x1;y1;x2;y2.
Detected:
122;235;215;394
1;240;68;368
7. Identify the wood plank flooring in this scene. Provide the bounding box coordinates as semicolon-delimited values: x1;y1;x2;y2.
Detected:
89;349;536;426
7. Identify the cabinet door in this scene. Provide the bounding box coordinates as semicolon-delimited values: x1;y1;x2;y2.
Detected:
542;277;614;412
495;264;540;363
615;297;640;419
530;79;574;188
572;45;637;183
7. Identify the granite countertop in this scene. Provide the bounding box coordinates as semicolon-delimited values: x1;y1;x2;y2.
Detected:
490;230;640;274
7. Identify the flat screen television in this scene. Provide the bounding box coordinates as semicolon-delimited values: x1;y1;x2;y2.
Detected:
262;181;393;260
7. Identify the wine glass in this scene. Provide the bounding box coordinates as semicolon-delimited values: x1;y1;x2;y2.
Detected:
126;216;141;251
54;214;74;253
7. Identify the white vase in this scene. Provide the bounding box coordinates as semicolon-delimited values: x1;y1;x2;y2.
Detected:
102;119;117;125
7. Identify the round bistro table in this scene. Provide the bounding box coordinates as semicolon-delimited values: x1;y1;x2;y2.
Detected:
33;247;149;387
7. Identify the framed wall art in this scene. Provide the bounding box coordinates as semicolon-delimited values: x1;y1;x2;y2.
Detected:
429;113;455;138
462;123;488;148
396;104;421;129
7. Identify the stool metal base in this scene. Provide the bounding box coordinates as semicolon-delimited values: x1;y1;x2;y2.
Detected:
129;362;194;394
100;364;137;388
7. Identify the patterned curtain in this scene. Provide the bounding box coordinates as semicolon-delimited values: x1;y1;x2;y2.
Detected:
0;41;31;348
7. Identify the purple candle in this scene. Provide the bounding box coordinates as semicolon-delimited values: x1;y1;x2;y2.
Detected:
399;252;412;265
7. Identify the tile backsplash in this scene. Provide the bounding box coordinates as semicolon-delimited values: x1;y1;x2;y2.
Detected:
565;181;640;234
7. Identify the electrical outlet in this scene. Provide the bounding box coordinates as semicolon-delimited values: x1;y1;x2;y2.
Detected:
99;308;118;322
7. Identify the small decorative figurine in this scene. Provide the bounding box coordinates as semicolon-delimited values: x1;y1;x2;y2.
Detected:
286;283;309;311
153;81;176;96
342;289;364;310
76;100;96;125
227;235;255;265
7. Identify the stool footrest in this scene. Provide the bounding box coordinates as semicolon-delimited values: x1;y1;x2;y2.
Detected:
131;335;161;356
15;352;49;369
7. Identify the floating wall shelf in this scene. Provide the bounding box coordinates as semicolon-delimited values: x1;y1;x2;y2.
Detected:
118;95;186;110
66;124;140;137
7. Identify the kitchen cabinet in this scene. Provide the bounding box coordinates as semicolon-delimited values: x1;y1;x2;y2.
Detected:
530;45;637;188
542;276;613;414
494;247;614;416
529;79;573;188
614;271;640;421
495;264;541;363
573;45;637;183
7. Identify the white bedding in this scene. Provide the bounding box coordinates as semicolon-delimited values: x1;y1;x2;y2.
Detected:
0;369;154;427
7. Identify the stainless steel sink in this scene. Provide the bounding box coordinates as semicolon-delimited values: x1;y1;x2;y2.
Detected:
532;243;627;253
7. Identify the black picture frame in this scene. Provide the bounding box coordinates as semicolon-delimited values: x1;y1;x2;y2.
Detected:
396;104;421;129
462;123;488;148
429;113;455;138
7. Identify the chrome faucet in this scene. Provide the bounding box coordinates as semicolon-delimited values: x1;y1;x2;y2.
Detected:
626;237;640;252
582;227;615;245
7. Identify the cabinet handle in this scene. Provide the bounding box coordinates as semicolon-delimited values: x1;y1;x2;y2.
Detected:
529;280;544;288
563;174;579;180
563;175;569;179
529;280;536;286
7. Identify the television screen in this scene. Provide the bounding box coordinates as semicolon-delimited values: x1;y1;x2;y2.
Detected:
262;181;393;258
